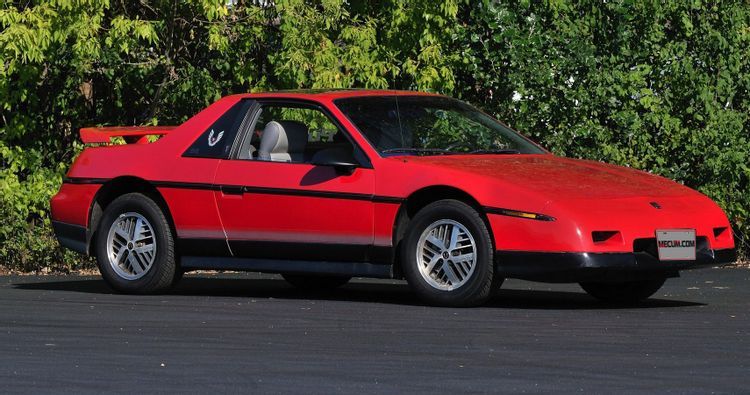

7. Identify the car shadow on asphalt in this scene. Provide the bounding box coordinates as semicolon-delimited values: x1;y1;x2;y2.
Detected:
12;276;705;310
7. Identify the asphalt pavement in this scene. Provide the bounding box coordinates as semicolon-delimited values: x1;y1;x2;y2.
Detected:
1;268;748;394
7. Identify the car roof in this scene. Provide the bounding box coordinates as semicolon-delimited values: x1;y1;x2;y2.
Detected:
228;89;443;101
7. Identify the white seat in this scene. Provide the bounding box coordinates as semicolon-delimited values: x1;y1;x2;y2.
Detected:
257;121;308;162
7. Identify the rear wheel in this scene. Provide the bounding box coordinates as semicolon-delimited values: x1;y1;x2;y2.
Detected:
282;274;351;290
400;200;495;307
579;278;666;303
95;193;176;294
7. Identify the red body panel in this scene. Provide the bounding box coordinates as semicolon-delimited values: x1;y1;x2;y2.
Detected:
374;203;400;246
378;154;734;253
159;188;225;240
156;157;223;240
49;183;100;227
213;160;375;245
50;90;735;268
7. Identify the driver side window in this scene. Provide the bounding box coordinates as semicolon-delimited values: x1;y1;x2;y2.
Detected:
237;103;358;165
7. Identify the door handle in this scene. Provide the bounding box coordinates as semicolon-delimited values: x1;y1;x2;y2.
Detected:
221;185;244;195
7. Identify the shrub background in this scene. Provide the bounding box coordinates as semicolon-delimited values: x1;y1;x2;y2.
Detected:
1;0;748;271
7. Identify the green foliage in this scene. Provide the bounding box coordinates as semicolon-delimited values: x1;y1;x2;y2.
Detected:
0;0;747;270
0;140;88;271
261;106;338;141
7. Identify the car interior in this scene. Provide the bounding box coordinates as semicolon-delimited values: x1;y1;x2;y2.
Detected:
236;104;359;165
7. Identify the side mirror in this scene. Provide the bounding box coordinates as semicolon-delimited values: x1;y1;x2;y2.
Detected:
311;160;358;176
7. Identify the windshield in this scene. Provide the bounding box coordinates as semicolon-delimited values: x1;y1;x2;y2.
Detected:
334;95;545;156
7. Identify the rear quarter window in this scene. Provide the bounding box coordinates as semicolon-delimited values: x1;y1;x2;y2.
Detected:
184;100;253;158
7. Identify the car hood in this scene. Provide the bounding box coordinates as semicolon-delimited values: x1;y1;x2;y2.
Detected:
405;154;698;201
392;154;731;251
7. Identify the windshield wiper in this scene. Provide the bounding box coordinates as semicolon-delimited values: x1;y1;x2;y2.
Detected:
468;149;521;155
381;148;455;155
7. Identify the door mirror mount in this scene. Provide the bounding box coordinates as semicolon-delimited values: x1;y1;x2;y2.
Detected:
311;160;358;176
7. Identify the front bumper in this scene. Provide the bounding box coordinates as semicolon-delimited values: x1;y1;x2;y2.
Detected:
496;247;736;283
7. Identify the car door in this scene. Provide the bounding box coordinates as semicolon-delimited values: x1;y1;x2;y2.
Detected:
213;100;376;262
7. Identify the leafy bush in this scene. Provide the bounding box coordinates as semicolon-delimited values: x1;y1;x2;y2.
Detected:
0;0;747;271
0;142;90;271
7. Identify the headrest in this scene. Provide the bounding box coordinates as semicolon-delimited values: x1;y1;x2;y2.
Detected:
258;120;308;161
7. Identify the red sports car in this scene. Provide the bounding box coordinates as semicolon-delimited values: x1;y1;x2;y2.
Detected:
50;90;736;306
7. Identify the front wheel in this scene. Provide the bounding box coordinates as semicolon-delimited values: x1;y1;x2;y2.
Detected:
94;193;176;294
400;200;496;307
579;278;666;303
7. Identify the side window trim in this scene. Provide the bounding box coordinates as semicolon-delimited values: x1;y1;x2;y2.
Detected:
228;98;373;169
228;101;261;160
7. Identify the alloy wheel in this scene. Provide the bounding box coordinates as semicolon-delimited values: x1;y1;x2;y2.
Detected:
106;212;157;280
416;219;477;291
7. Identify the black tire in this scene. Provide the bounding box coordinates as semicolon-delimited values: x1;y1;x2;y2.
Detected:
94;193;176;294
579;278;666;303
282;274;351;290
400;199;495;307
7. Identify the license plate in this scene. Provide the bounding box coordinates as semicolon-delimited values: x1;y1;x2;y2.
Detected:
655;229;696;261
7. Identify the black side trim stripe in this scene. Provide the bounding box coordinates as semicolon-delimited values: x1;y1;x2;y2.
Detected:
160;182;404;203
152;180;218;191
64;178;553;213
64;177;404;204
241;185;374;201
64;177;110;185
65;178;552;215
371;195;404;204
